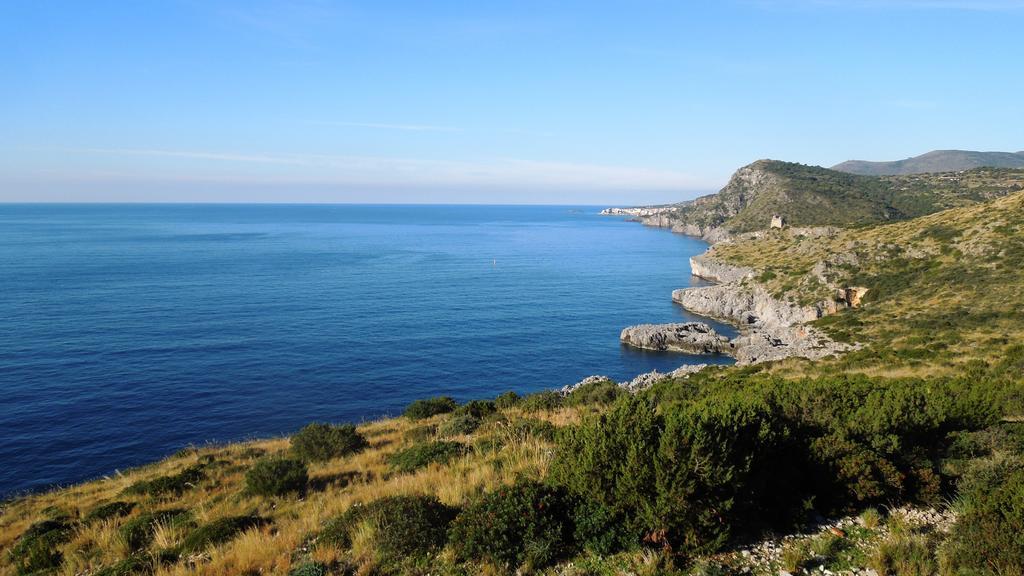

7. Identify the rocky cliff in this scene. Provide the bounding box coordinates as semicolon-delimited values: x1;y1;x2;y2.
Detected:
671;254;858;365
603;161;1024;240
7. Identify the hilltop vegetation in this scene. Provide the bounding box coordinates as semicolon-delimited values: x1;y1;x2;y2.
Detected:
833;149;1024;176
709;188;1024;377
652;161;1024;236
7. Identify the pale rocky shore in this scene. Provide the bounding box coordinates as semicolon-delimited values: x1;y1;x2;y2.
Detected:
619;322;733;355
588;209;865;391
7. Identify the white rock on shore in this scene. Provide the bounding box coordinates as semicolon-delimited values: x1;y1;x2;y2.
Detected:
562;363;709;395
619;322;733;355
672;256;857;365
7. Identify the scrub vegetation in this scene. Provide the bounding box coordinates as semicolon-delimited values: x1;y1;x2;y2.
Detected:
4;188;1024;575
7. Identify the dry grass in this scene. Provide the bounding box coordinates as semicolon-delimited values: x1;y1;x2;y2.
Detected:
708;190;1024;376
0;406;571;576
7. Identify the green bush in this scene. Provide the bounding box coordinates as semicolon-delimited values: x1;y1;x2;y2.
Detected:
453;400;497;419
494;391;520;410
403;396;457;420
869;533;935;576
318;495;456;566
564;379;624;407
387;441;465;473
449;481;574;570
288;562;329;576
508;418;558;442
291;423;368;462
244;458;308;497
941;457;1024;575
179;515;267;553
550;394;796;555
439;414;481;437
570;497;634;555
8;519;75;574
123;465;206;497
119;509;192;552
93;556;154;576
85;501;136;523
403;423;437;443
519;390;563;412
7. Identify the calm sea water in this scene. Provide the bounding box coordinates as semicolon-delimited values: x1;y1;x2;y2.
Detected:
0;204;733;497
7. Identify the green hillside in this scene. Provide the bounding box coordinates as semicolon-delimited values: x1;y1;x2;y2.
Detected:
660;160;1024;235
710;188;1024;377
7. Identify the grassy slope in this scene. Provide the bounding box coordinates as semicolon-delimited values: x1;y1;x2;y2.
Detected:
0;408;578;576
710;188;1024;377
666;162;1024;234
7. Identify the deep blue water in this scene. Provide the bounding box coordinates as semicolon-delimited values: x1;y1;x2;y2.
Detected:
0;204;733;497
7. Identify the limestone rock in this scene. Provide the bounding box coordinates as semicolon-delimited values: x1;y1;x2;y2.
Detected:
620;322;732;355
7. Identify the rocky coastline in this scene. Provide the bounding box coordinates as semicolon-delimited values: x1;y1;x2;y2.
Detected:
567;206;865;394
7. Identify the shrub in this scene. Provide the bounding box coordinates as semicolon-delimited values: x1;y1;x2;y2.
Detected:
453;400;497;419
550;395;795;555
403;396;457;420
780;540;811;572
291;423;368;462
119;509;192;552
318;495;456;567
860;507;882;529
508;418;558;442
564;378;624;407
449;481;574;570
519;390;563;412
93;556;154;576
288;562;329;576
123;465;205;497
570;497;634;555
85;501;136;523
811;533;841;559
439;414;481;437
940;456;1024;575
403;423;437;443
495;391;520;410
8;519;75;574
245;458;308;497
869;533;935;576
179;515;267;553
387;441;465;473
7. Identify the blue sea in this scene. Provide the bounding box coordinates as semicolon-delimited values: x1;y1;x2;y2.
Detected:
0;204;733;497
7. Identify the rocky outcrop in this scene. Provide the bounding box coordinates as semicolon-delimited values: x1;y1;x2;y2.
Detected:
689;254;753;283
672;283;820;329
619;322;733;355
561;363;709;395
620;364;708;392
837;286;869;308
671;256;857;365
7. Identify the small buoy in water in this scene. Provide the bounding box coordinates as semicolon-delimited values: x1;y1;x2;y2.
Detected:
492;259;496;266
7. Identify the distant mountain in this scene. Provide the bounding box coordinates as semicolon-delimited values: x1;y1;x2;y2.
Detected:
832;150;1024;176
618;160;1024;239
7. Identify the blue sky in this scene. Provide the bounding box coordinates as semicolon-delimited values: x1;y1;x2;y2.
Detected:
1;0;1022;204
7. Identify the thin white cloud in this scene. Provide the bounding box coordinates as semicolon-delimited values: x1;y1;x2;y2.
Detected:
35;147;711;191
72;147;310;165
